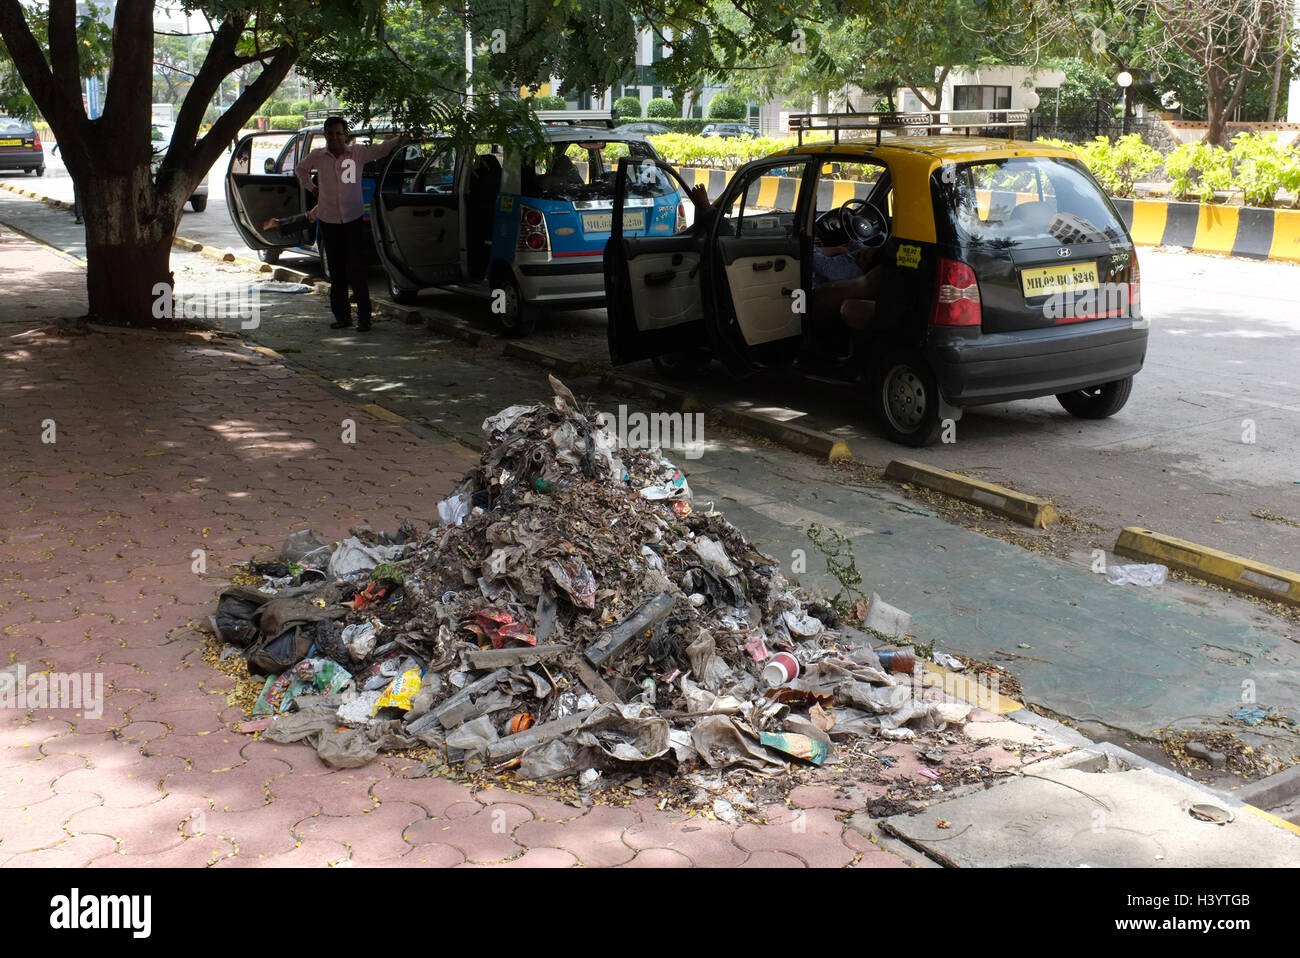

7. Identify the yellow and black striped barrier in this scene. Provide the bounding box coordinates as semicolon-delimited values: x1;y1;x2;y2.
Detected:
1107;198;1299;262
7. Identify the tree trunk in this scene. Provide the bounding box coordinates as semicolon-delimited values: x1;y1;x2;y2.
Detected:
1204;69;1227;146
79;165;184;328
1267;0;1288;122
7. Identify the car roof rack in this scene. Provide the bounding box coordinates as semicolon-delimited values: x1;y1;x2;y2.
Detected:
790;109;1028;145
533;109;617;129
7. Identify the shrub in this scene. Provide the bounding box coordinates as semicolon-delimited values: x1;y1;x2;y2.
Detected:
646;132;793;170
530;95;566;110
264;98;291;117
646;97;677;119
1165;142;1233;203
268;114;307;131
706;91;748;120
613;95;642;119
290;99;312;115
1229;132;1300;207
1081;134;1163;198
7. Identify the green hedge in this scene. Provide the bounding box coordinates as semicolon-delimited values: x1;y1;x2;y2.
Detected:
268;114;307;131
707;91;748;120
1036;131;1300;206
529;95;566;110
646;132;794;170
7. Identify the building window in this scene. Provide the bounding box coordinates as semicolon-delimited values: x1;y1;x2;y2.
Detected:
953;85;1012;111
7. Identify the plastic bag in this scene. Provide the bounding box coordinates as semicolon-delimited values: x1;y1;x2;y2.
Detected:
1105;563;1168;587
576;702;671;762
437;493;471;528
327;537;405;579
374;668;423;714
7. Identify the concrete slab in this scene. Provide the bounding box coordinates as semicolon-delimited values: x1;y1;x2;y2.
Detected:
964;721;1074;752
882;749;1300;867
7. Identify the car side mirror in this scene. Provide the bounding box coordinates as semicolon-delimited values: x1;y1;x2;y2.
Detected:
264;157;276;174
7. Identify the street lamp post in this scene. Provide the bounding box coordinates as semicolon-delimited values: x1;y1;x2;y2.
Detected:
1116;70;1133;136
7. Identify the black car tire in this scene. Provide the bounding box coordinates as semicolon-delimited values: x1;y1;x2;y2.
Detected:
258;248;281;265
491;267;539;338
389;275;419;305
190;195;207;212
869;347;942;447
652;349;711;379
1056;377;1133;419
35;166;44;177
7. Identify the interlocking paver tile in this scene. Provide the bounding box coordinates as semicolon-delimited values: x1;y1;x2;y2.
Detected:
0;834;118;868
738;850;805;867
407;803;530;863
162;757;293;812
733;807;855;867
620;847;693;867
473;785;584;822
269;768;389;817
622;815;749;868
53;754;186;807
291;801;426;864
374;775;477;817
512;805;638;867
4;791;104;853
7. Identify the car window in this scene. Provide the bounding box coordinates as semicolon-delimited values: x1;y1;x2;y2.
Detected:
719;161;806;237
812;159;886;219
940;157;1126;248
0;117;34;135
522;138;657;201
409;143;457;194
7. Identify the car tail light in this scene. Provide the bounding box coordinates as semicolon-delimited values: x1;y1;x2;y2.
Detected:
1128;249;1141;313
932;258;981;327
32;134;41;149
675;201;686;232
516;204;549;253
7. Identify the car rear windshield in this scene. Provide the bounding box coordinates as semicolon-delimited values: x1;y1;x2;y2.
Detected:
937;156;1128;249
0;117;35;135
522;138;660;202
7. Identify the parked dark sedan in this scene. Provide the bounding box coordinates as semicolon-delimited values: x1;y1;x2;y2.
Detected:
0;116;44;176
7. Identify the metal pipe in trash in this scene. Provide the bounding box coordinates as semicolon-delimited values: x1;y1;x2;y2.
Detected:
584;593;675;667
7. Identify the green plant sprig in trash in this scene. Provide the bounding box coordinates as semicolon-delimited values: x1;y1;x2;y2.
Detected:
806;523;867;618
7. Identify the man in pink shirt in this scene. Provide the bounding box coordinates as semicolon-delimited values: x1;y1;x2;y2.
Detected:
296;116;404;330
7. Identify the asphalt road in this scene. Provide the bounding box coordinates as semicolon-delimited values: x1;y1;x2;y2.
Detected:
7;160;1299;571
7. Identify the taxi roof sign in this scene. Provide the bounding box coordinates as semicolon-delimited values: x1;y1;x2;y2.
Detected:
533;109;616;128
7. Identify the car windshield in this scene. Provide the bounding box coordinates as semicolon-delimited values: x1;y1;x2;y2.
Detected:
938;156;1127;249
522;138;659;201
0;117;34;135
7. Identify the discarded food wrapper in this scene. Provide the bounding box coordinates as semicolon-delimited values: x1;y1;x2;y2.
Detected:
744;635;771;662
916;766;942;781
762;651;800;687
1104;562;1168;587
577;702;671;762
437;492;471;528
374;668;423;715
933;651;966;671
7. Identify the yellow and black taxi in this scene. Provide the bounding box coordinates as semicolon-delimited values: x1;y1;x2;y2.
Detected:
604;110;1147;445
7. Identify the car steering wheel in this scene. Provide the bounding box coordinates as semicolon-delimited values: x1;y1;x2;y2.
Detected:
839;198;889;247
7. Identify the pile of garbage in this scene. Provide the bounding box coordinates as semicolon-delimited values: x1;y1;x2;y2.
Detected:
211;377;972;777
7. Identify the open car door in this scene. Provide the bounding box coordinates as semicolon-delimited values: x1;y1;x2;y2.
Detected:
605;158;707;364
225;131;312;252
707;158;812;370
370;139;461;294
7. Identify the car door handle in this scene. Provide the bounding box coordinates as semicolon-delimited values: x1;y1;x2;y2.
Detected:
644;270;676;285
752;260;774;271
774;258;786;271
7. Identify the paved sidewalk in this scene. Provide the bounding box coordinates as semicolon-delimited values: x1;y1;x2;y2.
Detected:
0;228;922;867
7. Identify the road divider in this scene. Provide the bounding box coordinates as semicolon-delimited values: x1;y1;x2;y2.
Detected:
1114;526;1300;606
1111;197;1300;262
883;459;1059;528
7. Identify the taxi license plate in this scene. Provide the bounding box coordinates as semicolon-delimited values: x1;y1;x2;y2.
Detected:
0;139;23;147
582;210;645;233
1021;262;1099;298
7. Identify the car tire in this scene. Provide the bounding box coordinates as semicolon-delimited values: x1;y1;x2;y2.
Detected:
389;275;419;305
258;248;281;265
652;350;712;379
190;195;207;212
35;166;44;177
491;268;539;338
1055;377;1133;419
869;347;943;447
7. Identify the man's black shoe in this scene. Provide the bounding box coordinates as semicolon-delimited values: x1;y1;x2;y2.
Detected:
329;319;352;329
356;319;372;331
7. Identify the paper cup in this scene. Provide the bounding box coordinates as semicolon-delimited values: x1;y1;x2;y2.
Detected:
762;652;800;687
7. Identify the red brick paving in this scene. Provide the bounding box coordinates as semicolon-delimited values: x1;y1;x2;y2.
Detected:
0;229;913;867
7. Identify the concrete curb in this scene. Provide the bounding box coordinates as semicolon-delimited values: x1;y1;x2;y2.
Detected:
883;458;1059;528
1112;196;1300;263
420;308;490;345
1114;526;1300;607
503;340;590;377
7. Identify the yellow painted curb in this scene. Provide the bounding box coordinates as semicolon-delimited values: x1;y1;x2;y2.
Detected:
247;345;283;361
361;403;408;423
828;440;853;462
922;664;1023;715
1114;526;1300;606
296;371;335;391
884;458;1059;528
1240;803;1300;837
